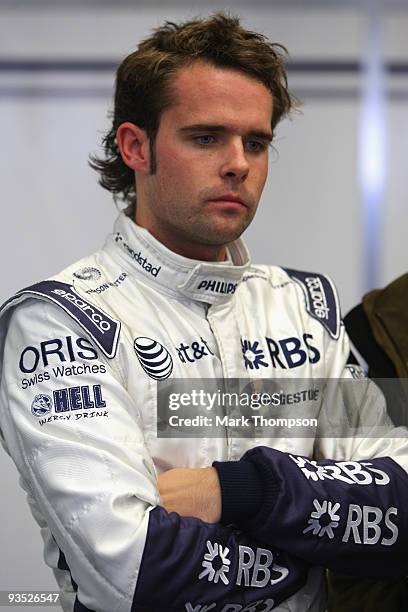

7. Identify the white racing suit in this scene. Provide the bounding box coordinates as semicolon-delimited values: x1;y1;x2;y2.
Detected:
0;212;407;612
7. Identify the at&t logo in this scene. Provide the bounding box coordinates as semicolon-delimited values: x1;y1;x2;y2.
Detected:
134;337;173;380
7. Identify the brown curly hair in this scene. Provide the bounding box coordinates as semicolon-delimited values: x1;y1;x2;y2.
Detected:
89;12;295;210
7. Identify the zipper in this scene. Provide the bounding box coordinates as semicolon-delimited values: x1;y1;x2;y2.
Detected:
206;307;232;460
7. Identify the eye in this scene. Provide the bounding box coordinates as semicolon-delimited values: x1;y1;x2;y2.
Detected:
194;135;217;145
246;140;267;153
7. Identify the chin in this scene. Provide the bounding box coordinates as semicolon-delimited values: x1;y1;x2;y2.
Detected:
215;223;249;242
198;229;245;246
185;217;250;246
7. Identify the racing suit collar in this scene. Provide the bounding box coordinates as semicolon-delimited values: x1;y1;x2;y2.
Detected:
106;213;251;304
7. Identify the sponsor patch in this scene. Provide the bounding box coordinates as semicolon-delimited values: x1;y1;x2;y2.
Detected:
342;504;398;546
241;334;320;371
175;337;215;363
18;336;106;389
115;233;161;277
199;541;230;585
303;499;340;539
289;455;391;486
73;267;101;281
283;268;340;339
53;384;106;412
345;364;367;379
302;498;398;546
1;281;120;358
84;272;128;295
242;269;269;284
31;385;109;426
19;336;98;374
134;337;173;380
198;540;289;589
31;394;52;417
241;339;269;370
38;410;108;426
197;280;237;295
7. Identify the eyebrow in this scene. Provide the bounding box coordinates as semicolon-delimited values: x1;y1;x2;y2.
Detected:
178;124;273;142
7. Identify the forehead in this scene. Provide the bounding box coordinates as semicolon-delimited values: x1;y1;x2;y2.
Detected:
164;61;273;131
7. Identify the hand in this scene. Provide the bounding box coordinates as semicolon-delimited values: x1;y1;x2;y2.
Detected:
157;466;221;523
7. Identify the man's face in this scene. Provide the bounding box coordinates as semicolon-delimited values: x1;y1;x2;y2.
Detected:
137;61;273;260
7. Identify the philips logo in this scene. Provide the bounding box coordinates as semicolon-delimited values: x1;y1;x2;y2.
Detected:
51;289;111;333
115;233;161;277
305;276;330;320
197;280;237;295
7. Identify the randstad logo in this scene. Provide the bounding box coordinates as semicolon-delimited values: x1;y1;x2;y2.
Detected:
115;233;161;277
197;280;237;295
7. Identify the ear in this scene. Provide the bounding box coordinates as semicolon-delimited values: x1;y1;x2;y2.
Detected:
116;122;151;174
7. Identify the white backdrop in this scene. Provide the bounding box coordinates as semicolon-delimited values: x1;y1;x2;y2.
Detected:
0;1;407;607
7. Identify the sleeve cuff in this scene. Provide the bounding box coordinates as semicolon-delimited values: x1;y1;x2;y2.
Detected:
212;459;264;525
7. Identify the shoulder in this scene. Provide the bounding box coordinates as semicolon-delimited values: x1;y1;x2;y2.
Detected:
250;264;342;341
0;253;121;360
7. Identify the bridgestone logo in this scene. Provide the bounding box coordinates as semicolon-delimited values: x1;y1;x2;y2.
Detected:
51;289;111;333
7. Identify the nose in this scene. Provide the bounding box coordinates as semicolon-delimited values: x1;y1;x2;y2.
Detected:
219;139;249;182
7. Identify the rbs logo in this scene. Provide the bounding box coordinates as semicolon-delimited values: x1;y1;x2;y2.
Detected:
342;505;398;546
236;546;288;588
242;333;320;371
266;334;320;369
199;540;288;588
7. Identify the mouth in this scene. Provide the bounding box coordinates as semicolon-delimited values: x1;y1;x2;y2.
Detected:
208;195;247;207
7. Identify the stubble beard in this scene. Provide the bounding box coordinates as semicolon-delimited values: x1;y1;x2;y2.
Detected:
162;198;255;248
144;165;257;248
165;184;257;246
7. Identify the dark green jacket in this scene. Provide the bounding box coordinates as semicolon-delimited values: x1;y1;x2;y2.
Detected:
329;273;408;612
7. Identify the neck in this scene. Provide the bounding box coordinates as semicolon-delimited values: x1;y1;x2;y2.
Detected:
147;232;228;262
134;214;228;262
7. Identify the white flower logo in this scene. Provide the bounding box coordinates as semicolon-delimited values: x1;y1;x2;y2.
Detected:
303;499;341;539
289;454;335;482
302;463;333;482
198;540;231;585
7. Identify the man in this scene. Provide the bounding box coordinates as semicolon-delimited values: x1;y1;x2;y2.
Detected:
0;13;407;612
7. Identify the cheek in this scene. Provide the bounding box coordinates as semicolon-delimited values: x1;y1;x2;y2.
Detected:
255;160;269;189
156;156;182;187
161;151;210;186
158;143;191;173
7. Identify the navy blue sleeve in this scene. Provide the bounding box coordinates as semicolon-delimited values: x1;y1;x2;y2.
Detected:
213;448;408;579
132;506;309;612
